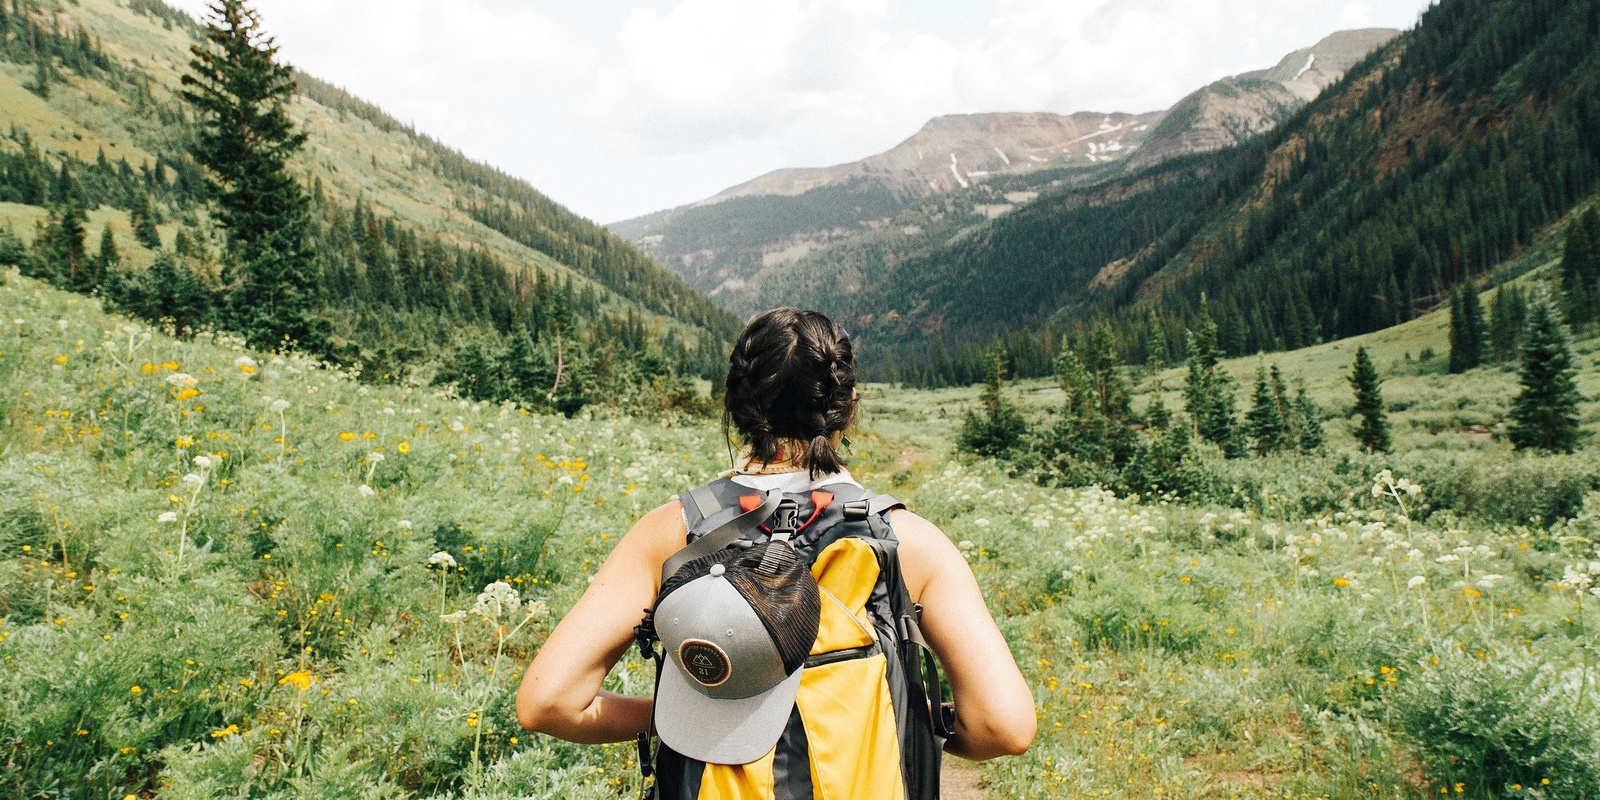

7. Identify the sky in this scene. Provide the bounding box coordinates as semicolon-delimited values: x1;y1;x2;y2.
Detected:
164;0;1435;225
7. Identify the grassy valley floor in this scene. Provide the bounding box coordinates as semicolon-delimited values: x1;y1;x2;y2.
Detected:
2;270;1598;798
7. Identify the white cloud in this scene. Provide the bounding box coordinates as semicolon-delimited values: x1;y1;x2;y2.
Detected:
163;0;1432;223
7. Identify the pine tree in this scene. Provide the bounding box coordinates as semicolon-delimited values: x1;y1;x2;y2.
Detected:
29;55;49;99
1508;290;1583;452
1561;214;1597;289
1349;346;1390;453
182;0;323;352
1448;281;1485;372
1182;306;1244;457
131;193;162;249
1246;363;1287;456
1561;210;1600;327
1292;382;1324;453
957;349;1026;458
83;222;116;292
1145;375;1173;432
1056;348;1095;420
1088;323;1131;420
1489;285;1528;362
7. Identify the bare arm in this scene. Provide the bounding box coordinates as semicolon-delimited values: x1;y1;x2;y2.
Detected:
891;509;1036;760
515;502;684;742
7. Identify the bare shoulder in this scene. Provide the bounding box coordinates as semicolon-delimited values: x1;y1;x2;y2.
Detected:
600;500;687;586
887;508;963;601
634;499;686;541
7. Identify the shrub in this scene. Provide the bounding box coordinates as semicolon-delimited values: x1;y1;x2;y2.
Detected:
1389;648;1600;798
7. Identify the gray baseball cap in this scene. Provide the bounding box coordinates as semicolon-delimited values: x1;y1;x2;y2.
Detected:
652;543;821;764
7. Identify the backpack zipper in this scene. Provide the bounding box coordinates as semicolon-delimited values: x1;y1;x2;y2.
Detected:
804;643;879;668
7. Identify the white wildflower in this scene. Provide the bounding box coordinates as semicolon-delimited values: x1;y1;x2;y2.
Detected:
358;484;376;498
397;519;413;531
193;455;213;469
270;399;290;413
472;581;521;620
428;551;457;569
524;600;549;621
234;356;258;369
367;451;385;464
158;511;178;523
439;610;468;625
1407;575;1427;589
165;372;197;388
181;473;203;490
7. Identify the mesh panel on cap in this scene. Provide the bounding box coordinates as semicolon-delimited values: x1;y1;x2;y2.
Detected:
656;543;821;676
724;543;820;674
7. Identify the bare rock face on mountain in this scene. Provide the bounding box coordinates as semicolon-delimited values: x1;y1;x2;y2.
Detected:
1127;28;1400;168
704;110;1164;205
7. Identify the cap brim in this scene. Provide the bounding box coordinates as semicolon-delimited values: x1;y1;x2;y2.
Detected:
654;660;803;765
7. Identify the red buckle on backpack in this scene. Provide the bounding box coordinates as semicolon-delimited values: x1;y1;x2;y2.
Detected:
740;492;833;532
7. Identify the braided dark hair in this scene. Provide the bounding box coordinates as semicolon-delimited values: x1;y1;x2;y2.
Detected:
724;308;857;478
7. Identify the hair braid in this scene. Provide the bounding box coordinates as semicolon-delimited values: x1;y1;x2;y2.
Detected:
723;308;857;478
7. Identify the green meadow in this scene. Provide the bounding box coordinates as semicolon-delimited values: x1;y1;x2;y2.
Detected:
3;263;1599;798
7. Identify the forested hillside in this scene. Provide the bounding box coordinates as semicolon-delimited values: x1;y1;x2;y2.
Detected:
0;0;737;412
817;0;1600;386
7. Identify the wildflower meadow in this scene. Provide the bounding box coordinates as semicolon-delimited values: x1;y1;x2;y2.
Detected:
2;269;1598;798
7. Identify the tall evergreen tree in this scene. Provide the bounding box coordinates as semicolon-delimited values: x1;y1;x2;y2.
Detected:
1349;346;1390;453
1489;284;1528;363
182;0;324;352
1292;381;1324;453
1448;281;1486;372
131;192;162;249
1560;209;1600;327
957;349;1026;458
1182;305;1243;457
1561;212;1598;289
1056;348;1095;420
83;222;116;292
1246;363;1287;456
1088;323;1131;420
29;55;49;99
1508;290;1583;453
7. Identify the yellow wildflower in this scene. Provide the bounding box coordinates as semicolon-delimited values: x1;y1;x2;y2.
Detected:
279;671;315;690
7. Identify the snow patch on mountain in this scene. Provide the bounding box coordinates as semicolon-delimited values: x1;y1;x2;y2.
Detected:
949;154;969;189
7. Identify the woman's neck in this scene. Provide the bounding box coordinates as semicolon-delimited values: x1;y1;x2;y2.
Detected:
727;439;811;475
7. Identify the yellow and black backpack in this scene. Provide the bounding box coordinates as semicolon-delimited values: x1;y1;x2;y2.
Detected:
634;478;954;799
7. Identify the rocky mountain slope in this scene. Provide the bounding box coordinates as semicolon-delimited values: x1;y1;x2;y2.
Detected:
612;28;1397;311
1127;28;1399;167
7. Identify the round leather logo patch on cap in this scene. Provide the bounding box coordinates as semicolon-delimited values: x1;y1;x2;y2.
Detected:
678;639;731;687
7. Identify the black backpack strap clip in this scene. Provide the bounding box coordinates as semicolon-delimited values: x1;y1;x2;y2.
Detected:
842;491;904;521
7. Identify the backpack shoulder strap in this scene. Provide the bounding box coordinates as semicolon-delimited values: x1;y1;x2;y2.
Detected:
662;486;780;584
